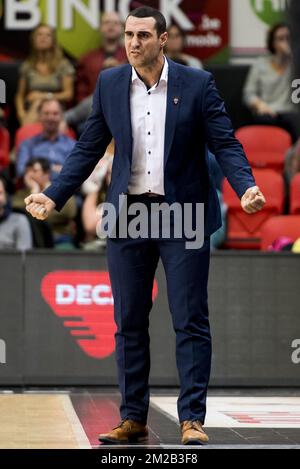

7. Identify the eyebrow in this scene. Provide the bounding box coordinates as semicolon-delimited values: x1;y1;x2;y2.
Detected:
125;30;153;34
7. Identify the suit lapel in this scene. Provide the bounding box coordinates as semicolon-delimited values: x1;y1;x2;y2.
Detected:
164;59;182;168
114;64;133;164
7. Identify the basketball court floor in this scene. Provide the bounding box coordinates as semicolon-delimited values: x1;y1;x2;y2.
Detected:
1;388;300;449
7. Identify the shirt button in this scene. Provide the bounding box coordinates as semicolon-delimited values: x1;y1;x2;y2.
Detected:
148;91;151;95
148;132;151;135
147;112;150;115
148;171;151;174
149;189;151;193
148;151;151;155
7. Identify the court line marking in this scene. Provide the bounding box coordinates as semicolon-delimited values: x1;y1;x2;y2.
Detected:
151;396;300;428
62;395;91;449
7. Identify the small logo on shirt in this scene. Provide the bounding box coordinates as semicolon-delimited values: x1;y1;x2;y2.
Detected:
173;97;179;105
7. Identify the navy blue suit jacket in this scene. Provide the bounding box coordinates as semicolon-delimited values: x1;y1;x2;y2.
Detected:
44;58;255;236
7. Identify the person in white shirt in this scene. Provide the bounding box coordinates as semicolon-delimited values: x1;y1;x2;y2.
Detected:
25;6;265;446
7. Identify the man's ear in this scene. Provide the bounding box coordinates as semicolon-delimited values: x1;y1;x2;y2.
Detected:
161;32;168;49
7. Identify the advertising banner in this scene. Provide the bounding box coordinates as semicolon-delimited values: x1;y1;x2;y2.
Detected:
24;251;176;385
0;0;229;63
22;251;300;386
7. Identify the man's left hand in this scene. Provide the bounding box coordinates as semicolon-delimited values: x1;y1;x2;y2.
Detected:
241;186;266;214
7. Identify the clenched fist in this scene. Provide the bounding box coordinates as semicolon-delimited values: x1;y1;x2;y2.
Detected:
24;193;56;220
241;186;266;214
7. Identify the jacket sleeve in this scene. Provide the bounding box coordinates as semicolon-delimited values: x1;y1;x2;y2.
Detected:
203;73;256;199
44;73;112;211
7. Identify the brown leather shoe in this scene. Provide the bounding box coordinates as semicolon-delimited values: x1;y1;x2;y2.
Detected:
98;419;148;444
180;420;209;445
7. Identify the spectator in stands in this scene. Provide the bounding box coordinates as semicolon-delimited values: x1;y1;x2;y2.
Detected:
285;137;300;182
165;24;202;69
62;57;119;136
13;158;77;249
15;23;75;125
16;98;75;179
76;11;127;102
0;174;32;250
81;142;114;249
243;23;299;142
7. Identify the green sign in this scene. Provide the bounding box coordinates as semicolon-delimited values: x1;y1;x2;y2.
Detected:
250;0;287;25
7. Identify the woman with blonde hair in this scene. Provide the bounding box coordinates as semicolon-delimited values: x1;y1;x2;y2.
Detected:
15;23;75;125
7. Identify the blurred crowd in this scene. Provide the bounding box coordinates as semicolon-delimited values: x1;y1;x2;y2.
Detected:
0;15;299;252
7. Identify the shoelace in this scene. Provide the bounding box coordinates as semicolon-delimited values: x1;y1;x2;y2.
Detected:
113;419;132;431
183;420;204;433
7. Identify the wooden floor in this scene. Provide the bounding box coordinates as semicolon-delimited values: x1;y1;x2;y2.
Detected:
1;389;300;449
0;395;90;449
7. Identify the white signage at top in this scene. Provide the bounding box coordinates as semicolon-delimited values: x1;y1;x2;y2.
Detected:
4;0;194;31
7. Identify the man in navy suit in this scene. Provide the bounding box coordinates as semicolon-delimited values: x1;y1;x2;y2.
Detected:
25;7;266;445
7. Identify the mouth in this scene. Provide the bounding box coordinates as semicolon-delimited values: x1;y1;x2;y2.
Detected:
130;51;141;56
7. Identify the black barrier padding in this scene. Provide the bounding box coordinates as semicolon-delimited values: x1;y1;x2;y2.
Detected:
20;251;300;386
23;251;177;385
0;251;24;384
209;252;300;386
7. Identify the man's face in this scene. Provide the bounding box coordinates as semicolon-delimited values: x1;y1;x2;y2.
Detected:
101;12;123;41
125;16;167;68
25;163;49;187
0;180;7;209
40;101;62;134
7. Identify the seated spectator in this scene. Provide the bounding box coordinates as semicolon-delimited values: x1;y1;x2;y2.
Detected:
165;24;202;69
81;143;114;249
13;157;77;249
15;23;75;125
0;174;32;250
16;98;75;179
76;11;127;102
243;23;299;142
62;57;120;136
285;137;300;183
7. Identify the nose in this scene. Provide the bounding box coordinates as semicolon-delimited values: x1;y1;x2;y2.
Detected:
131;34;140;49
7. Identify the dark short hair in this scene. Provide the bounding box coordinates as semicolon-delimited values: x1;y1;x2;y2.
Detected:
126;6;167;36
267;22;290;54
25;157;51;173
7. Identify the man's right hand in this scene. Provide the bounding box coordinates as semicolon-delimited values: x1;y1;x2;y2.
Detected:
24;193;56;220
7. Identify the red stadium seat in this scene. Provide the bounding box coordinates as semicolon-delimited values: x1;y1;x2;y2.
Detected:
0;126;10;170
236;125;292;173
15;123;76;151
290;173;300;215
222;169;285;249
260;215;300;251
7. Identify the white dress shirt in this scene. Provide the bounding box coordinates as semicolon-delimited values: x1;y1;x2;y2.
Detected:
127;57;168;195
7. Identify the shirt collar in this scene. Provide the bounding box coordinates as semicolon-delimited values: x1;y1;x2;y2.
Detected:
131;56;168;88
